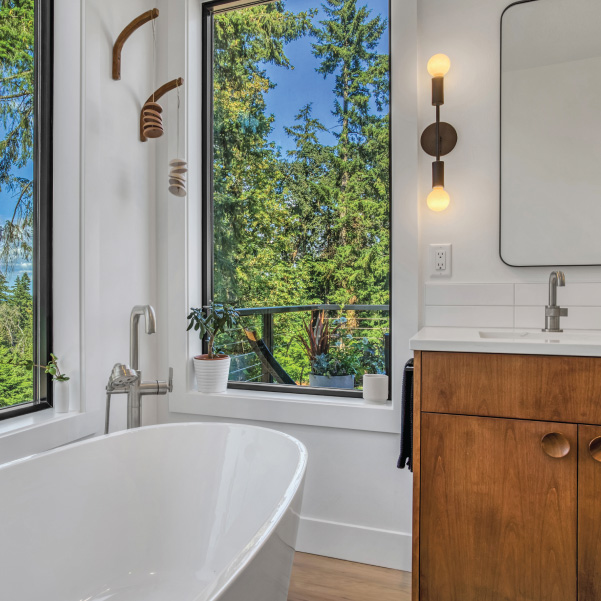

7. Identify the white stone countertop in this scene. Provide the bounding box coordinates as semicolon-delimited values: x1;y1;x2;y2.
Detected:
410;327;601;357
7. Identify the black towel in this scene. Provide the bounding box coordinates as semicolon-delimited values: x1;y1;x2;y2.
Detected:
397;358;414;471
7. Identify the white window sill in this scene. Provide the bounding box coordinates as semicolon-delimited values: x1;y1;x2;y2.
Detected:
169;388;400;433
0;409;98;465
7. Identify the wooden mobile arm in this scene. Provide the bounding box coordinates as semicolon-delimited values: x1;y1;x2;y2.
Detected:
112;9;160;81
140;78;184;142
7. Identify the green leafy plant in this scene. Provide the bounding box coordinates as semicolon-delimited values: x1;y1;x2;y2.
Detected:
311;347;359;377
187;302;241;359
354;337;386;386
27;353;70;382
356;337;386;374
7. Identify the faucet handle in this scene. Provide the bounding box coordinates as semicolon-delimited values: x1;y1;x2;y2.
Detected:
546;306;569;317
156;367;174;395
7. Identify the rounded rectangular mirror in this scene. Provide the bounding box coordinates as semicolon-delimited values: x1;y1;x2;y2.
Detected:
501;0;601;266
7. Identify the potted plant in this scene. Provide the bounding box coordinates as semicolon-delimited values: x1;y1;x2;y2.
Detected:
309;348;358;389
299;311;356;389
187;302;240;393
27;354;71;413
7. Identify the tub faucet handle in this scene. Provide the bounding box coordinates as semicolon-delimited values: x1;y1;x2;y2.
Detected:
157;367;173;395
167;367;173;393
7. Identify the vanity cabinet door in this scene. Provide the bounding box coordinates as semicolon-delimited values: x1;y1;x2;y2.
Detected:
420;412;577;601
578;425;601;601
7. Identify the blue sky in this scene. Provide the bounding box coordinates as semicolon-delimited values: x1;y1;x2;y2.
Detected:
261;0;389;154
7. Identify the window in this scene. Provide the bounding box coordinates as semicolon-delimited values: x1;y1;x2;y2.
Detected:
0;0;53;419
203;0;390;397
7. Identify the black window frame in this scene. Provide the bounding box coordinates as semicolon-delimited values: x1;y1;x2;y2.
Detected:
0;0;54;421
202;0;392;399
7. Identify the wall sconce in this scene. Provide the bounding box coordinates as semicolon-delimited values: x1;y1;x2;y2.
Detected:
421;54;458;212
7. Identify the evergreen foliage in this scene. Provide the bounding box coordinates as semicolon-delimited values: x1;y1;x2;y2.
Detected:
212;0;390;386
0;1;35;406
0;274;32;406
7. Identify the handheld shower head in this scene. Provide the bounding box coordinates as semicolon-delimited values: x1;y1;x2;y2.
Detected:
107;363;138;391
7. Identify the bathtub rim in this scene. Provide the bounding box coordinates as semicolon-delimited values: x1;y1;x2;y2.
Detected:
0;422;308;601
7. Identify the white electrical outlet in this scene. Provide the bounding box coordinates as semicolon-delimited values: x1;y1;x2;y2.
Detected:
430;244;452;277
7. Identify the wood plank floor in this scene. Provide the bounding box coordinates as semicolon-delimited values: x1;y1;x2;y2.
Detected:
287;553;411;601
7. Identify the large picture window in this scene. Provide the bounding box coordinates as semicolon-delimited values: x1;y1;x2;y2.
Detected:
0;0;53;418
203;0;390;397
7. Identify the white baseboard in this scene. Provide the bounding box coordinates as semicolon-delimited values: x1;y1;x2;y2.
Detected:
295;516;412;571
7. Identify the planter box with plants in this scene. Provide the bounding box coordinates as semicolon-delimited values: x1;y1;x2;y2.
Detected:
308;349;357;389
299;311;357;389
299;310;387;391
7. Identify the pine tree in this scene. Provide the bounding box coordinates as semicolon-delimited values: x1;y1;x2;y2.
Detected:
283;104;332;301
0;345;32;407
0;271;33;406
0;272;10;303
212;2;315;305
10;272;32;335
311;0;390;306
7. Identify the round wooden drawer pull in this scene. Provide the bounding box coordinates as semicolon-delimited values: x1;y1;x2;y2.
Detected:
541;433;571;458
589;437;601;462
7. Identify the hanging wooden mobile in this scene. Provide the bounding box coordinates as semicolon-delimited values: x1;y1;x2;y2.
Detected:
141;20;164;139
169;83;187;197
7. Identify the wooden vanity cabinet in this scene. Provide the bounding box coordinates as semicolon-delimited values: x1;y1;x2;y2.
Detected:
413;351;601;601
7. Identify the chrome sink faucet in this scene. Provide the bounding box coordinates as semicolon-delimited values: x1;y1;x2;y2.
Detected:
543;271;568;333
104;305;173;434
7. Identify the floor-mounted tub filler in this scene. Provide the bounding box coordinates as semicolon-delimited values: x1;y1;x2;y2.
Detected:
0;423;307;601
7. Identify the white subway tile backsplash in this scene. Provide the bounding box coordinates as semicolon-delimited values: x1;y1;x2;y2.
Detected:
514;306;542;329
426;281;601;330
515;283;601;306
515;306;601;330
557;283;601;307
425;306;514;329
514;284;547;306
425;283;514;306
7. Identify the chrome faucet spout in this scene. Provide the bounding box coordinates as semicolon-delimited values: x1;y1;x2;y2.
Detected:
548;270;565;307
543;271;568;333
130;305;156;370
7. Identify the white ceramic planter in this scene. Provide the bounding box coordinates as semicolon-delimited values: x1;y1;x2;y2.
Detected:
309;374;354;389
194;355;231;393
362;374;389;403
54;380;70;413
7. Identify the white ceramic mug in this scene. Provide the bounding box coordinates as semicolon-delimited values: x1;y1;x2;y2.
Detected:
363;374;389;403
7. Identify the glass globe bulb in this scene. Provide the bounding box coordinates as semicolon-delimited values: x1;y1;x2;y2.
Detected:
427;54;451;78
427;186;450;212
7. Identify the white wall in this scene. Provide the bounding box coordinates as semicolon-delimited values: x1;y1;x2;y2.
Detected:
81;0;161;432
153;0;418;571
57;0;162;433
418;0;601;294
0;0;162;463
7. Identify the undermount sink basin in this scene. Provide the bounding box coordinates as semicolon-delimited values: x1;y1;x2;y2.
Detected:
479;330;601;342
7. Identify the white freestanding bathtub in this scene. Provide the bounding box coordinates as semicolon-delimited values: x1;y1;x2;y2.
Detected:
0;423;307;601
